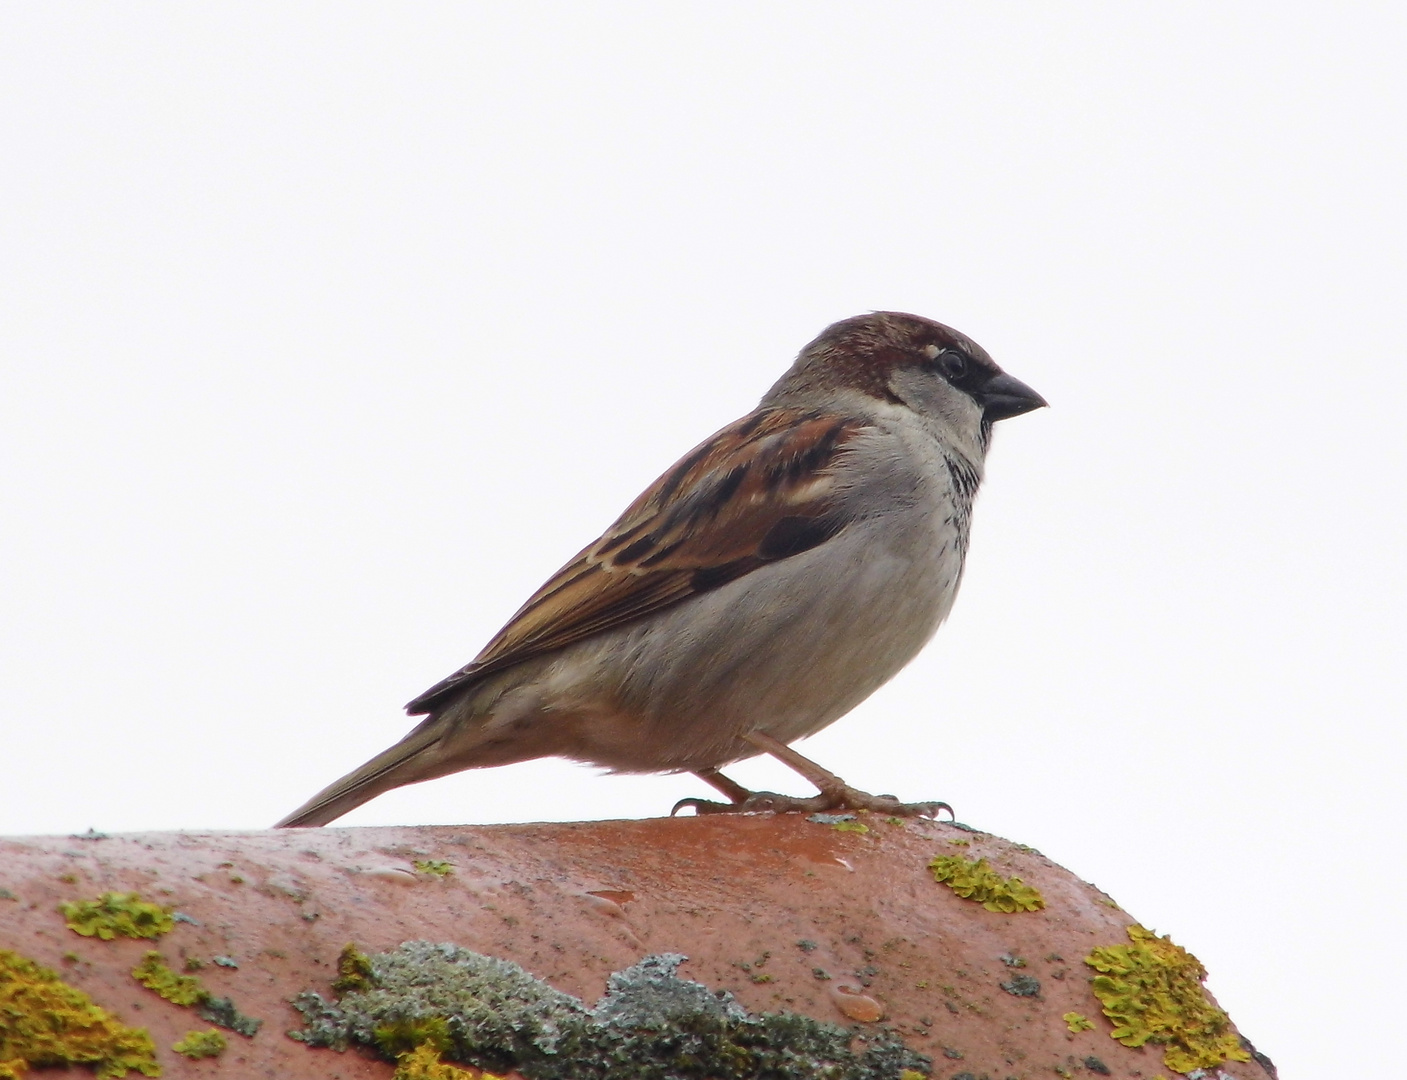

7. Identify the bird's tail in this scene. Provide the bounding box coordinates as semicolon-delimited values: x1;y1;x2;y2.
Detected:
274;720;446;828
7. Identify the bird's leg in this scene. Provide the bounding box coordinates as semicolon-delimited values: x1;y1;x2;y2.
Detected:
694;767;754;803
745;732;952;818
743;732;851;794
670;734;952;819
670;767;765;816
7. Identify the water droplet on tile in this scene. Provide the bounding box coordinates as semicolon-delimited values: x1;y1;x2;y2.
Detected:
361;866;418;884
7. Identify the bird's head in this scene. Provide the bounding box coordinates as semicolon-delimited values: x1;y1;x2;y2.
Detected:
765;311;1047;459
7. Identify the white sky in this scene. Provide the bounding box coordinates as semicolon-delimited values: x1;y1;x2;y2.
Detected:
2;4;1403;1075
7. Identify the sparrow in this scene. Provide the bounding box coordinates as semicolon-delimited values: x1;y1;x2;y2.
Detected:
275;312;1045;828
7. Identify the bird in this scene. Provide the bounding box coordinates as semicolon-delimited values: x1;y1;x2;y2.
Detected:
275;312;1045;828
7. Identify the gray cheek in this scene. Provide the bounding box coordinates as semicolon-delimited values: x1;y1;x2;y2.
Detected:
886;368;982;431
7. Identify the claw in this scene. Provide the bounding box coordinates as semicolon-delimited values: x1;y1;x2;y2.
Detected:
672;769;954;820
811;785;954;819
671;791;816;816
671;796;738;816
913;801;955;820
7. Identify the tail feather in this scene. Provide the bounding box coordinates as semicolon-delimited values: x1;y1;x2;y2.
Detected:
274;723;446;828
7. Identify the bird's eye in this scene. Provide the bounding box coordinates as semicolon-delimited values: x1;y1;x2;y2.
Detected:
937;350;968;381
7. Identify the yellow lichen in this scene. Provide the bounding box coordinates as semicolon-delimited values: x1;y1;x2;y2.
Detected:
128;954;260;1038
927;855;1045;913
332;942;377;993
1063;1011;1095;1032
412;860;455;877
171;1029;226;1059
1084;924;1252;1074
831;821;870;834
374;1017;453;1059
59;893;174;941
131;952;208;1007
380;1020;507;1078
393;1043;505;1079
0;948;160;1078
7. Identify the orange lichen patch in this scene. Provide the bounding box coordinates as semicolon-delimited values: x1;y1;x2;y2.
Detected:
58;893;174;941
0;948;160;1078
928;854;1044;912
1085;924;1252;1073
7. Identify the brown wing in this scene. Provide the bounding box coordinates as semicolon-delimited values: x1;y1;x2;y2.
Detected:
405;408;868;714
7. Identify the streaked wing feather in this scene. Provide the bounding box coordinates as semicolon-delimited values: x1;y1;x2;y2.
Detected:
405;409;866;714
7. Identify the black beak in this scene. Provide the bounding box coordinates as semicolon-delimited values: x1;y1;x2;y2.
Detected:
978;372;1047;421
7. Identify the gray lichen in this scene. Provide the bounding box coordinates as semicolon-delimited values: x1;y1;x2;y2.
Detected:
590;952;745;1029
998;975;1041;998
198;994;262;1037
290;941;585;1066
289;941;929;1080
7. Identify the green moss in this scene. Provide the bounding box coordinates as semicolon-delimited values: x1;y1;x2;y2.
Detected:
171;1029;226;1059
1084;924;1252;1074
927;855;1044;913
0;947;160;1078
59;893;174;940
128;952;262;1037
132;952;207;1007
413;860;455;877
290;942;929;1080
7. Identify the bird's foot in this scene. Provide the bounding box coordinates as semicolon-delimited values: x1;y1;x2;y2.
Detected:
674;746;954;819
672;790;828;816
817;785;953;819
672;785;951;819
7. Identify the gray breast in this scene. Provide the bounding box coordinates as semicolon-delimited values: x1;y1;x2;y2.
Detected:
607;442;975;766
